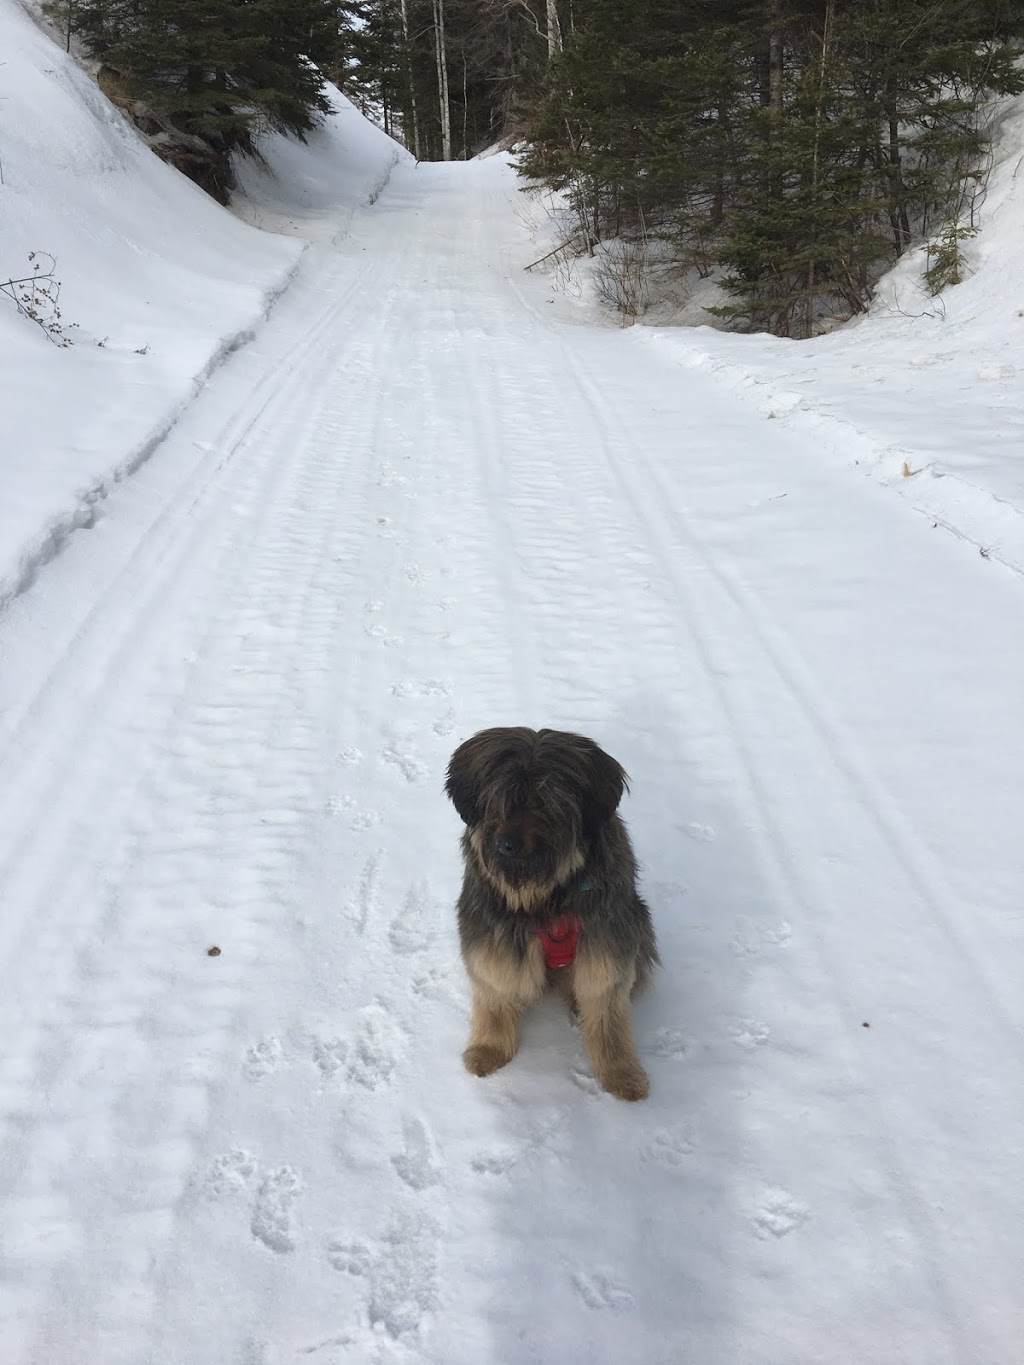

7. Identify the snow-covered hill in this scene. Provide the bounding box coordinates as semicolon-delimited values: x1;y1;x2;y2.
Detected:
0;0;407;607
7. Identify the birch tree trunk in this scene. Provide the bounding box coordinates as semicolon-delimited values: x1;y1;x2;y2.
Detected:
432;0;452;161
546;0;562;60
805;0;834;338
398;0;422;160
768;0;784;115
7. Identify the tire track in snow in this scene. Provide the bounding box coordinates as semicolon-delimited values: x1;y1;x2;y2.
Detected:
549;339;1022;1360
0;248;407;1363
142;252;476;1360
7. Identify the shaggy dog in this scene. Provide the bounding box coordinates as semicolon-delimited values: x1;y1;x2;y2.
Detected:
445;727;658;1101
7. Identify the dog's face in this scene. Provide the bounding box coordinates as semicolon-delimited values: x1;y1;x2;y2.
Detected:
445;727;627;911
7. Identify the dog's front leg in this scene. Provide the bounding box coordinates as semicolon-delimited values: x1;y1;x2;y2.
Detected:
573;954;650;1102
462;941;545;1078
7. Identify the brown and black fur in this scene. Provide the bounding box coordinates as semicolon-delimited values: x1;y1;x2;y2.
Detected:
445;727;658;1102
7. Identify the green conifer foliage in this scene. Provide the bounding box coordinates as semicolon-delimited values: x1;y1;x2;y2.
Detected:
519;0;1024;335
76;0;350;182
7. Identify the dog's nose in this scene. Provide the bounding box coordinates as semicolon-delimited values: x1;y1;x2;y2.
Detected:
496;830;522;858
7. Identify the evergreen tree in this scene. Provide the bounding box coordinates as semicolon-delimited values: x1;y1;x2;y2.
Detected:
519;0;1024;334
75;0;352;193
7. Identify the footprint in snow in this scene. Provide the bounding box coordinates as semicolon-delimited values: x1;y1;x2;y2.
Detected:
390;677;450;699
731;1018;771;1049
642;1129;695;1167
731;919;793;957
388;883;436;956
348;807;381;832
205;1148;259;1199
346;1005;402;1091
391;1116;440;1191
242;1037;283;1082
573;1270;635;1311
345;852;383;936
368;1211;440;1339
364;623;404;648
647;1027;692;1060
471;1147;518;1176
752;1188;808;1240
381;744;427;783
411;967;461;1004
250;1166;303;1254
326;1238;373;1276
376;463;408;488
325;793;381;831
312;1036;347;1080
569;1065;602;1096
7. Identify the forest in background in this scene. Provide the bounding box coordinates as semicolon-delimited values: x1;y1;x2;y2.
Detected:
51;0;1024;334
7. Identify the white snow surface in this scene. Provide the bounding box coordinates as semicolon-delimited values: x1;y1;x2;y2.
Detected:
229;83;410;240
0;0;403;607
2;14;1024;1365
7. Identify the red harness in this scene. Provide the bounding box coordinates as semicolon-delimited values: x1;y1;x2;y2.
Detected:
536;914;582;969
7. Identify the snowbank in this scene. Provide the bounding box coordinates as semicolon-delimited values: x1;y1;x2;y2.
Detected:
633;96;1024;576
0;0;406;607
230;86;410;241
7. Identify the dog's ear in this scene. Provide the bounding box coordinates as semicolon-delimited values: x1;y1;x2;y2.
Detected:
580;741;629;836
445;735;485;826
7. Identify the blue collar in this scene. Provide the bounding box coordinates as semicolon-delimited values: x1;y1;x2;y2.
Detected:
578;879;592;892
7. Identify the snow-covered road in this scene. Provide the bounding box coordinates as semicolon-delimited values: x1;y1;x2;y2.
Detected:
1;156;1021;1365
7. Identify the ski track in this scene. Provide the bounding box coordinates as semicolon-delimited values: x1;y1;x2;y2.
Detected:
0;160;1022;1365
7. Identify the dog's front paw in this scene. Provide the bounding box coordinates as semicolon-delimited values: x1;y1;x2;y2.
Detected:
463;1044;513;1078
602;1064;650;1102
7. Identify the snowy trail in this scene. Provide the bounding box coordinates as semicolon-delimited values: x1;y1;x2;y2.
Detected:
1;158;1022;1365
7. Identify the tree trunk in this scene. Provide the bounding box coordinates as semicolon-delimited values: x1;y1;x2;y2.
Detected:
886;74;912;255
768;0;784;115
546;0;562;60
462;51;469;159
805;0;833;338
432;0;452;161
398;0;422;160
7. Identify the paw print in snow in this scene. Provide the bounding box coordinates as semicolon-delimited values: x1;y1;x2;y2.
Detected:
368;1212;439;1339
205;1148;259;1198
731;918;792;957
642;1128;695;1167
752;1188;808;1240
648;1027;691;1060
347;1006;401;1090
243;1038;283;1081
382;745;427;783
326;1238;373;1276
250;1166;302;1254
391;1116;440;1191
312;1036;347;1080
731;1018;771;1050
573;1270;635;1311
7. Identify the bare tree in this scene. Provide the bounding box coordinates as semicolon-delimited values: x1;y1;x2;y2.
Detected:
399;0;422;159
432;0;453;160
545;0;562;59
769;0;784;114
489;0;561;62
